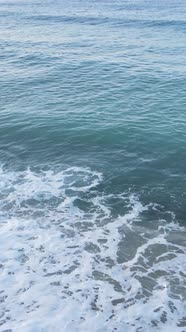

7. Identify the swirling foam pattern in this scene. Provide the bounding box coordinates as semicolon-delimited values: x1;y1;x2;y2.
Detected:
0;166;185;331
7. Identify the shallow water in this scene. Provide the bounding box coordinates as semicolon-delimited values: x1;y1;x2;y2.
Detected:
0;0;186;331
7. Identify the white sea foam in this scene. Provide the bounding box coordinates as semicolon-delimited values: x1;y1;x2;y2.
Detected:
0;166;185;332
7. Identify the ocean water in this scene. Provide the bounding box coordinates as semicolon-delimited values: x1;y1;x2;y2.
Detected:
0;0;186;331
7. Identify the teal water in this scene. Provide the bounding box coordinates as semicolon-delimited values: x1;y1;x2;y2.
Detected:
0;0;186;331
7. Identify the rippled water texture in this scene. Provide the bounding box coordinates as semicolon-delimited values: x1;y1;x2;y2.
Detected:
0;0;186;331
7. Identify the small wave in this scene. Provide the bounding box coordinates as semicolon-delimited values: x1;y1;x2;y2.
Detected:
0;166;185;331
28;14;186;32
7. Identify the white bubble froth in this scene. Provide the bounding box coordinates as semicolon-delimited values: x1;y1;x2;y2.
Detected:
0;166;185;332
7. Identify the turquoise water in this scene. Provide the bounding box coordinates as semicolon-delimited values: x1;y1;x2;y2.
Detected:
0;0;186;331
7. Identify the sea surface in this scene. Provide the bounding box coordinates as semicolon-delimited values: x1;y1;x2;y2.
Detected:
0;0;186;331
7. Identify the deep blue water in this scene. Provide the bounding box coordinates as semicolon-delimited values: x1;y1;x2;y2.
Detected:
0;0;186;331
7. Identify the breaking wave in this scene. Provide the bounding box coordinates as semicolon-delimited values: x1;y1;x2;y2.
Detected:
0;166;185;332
